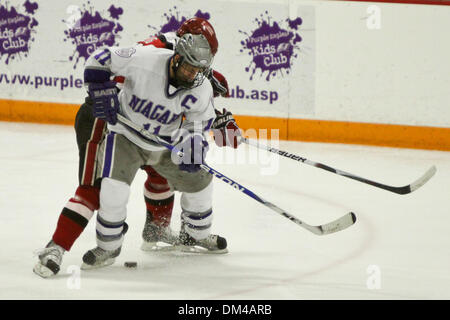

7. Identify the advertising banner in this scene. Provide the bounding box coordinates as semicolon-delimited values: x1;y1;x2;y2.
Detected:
0;0;315;119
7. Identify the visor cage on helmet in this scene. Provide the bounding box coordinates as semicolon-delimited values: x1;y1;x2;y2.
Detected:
174;33;214;89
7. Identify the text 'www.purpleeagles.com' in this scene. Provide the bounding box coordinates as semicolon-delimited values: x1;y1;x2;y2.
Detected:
0;72;83;91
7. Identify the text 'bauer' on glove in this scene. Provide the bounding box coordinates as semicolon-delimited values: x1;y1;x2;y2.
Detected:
88;81;120;125
172;132;209;173
212;108;242;149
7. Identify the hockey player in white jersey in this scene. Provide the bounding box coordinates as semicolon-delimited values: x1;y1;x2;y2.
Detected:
81;20;228;269
33;18;241;278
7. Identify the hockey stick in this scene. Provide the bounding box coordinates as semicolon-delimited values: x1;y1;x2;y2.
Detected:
240;137;436;195
116;114;356;236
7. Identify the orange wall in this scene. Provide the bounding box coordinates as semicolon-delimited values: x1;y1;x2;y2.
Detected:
1;99;449;151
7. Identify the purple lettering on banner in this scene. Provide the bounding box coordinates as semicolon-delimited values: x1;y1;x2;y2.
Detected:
239;11;303;81
63;2;124;69
0;1;39;64
147;6;211;34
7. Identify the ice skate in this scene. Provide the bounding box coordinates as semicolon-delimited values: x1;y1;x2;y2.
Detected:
178;229;228;254
141;220;179;252
81;222;128;270
81;246;121;270
33;240;65;278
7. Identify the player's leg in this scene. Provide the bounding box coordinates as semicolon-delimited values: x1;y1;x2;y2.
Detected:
140;165;178;251
53;101;105;250
34;99;106;278
81;133;145;269
179;180;227;254
81;177;129;269
151;151;228;254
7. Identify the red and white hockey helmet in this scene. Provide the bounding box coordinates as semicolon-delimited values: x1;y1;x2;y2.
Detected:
176;17;218;55
172;17;218;88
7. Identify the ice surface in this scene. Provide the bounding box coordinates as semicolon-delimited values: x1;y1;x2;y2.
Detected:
0;121;449;300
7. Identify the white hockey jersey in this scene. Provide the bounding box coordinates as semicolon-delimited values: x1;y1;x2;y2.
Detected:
85;44;216;151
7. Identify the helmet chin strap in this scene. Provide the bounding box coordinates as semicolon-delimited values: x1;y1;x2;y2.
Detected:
169;55;181;88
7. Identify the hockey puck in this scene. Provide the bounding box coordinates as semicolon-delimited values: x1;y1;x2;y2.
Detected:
124;261;137;268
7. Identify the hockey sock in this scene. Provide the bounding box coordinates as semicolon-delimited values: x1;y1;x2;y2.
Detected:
181;208;213;240
143;166;174;228
52;185;99;251
95;178;130;251
180;182;213;240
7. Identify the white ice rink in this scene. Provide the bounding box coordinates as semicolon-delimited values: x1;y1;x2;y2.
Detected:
0;121;449;300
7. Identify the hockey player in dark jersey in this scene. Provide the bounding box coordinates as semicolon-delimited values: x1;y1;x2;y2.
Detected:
34;17;241;278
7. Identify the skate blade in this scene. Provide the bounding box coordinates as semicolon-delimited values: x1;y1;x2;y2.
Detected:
179;245;229;254
141;241;177;252
33;262;55;278
80;258;115;270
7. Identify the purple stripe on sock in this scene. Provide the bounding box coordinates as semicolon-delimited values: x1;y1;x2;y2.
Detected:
184;209;212;220
102;132;116;178
96;230;122;241
186;223;212;230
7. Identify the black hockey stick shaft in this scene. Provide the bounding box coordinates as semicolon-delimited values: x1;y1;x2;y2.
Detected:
241;137;436;195
116;114;356;235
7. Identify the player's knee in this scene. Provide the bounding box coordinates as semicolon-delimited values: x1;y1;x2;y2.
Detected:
180;181;213;213
144;184;174;202
179;170;213;193
143;166;169;189
99;178;130;219
74;185;100;211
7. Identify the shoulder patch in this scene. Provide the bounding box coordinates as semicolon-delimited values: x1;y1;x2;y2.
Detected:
114;47;136;58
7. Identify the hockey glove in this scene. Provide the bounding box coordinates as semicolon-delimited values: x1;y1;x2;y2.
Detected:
212;108;242;149
175;132;209;173
88;81;120;125
208;70;230;98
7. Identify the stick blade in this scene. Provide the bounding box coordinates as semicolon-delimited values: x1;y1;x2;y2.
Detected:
408;165;437;193
311;212;357;236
